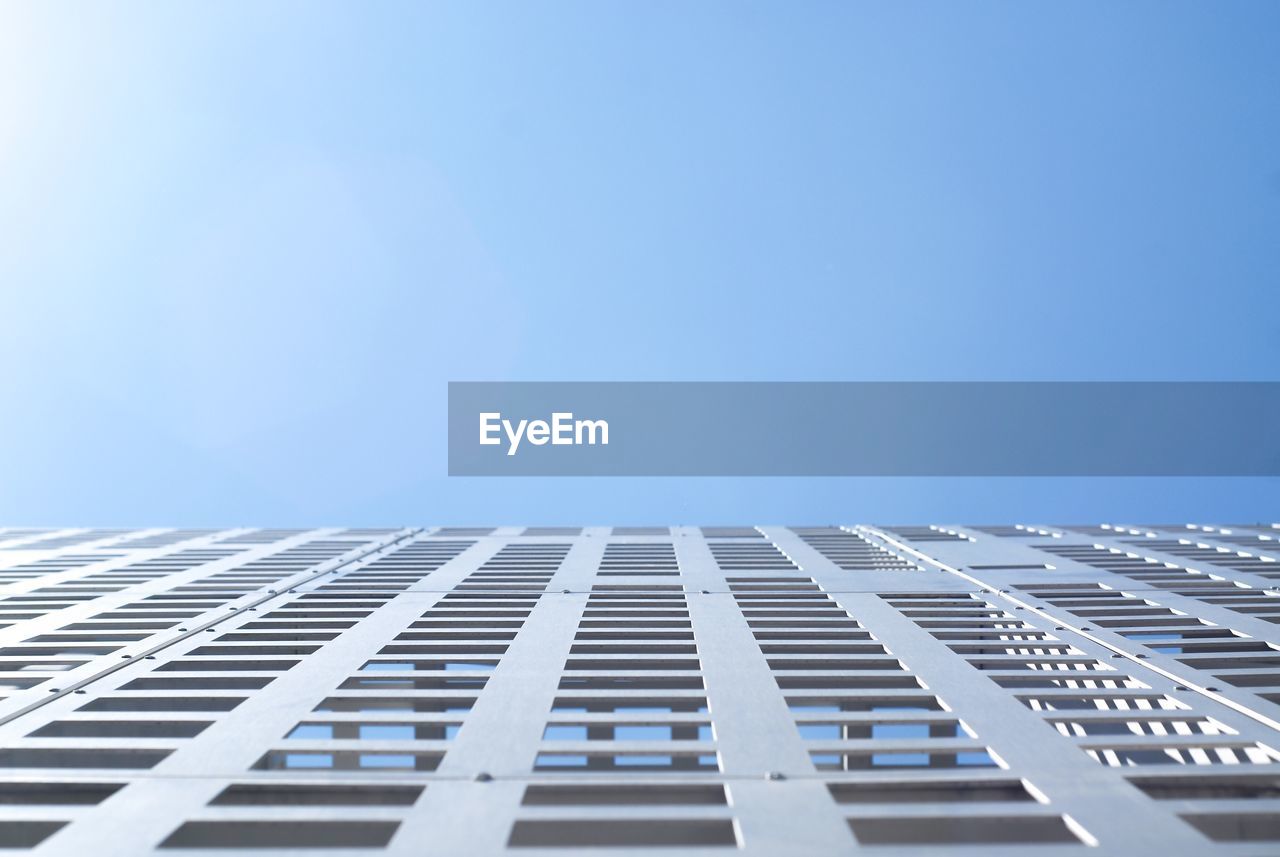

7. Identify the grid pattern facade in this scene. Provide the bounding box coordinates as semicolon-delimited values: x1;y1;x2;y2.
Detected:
0;523;1276;853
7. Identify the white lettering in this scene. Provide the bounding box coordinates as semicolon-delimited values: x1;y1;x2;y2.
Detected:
576;418;608;446
481;412;609;456
479;413;501;445
502;418;528;456
552;412;574;445
527;420;550;446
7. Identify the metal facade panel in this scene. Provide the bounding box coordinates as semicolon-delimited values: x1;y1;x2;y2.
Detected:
0;523;1275;854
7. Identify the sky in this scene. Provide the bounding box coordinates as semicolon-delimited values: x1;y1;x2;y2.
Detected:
0;1;1277;526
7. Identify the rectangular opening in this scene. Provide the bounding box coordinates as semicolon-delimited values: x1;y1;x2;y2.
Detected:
30;720;211;739
534;752;718;772
340;676;488;691
210;784;423;806
286;722;458;741
359;659;498;672
508;819;736;848
521;784;726;806
812;749;999;770
1018;693;1182;712
0;748;172;769
79;697;244;713
156;659;298;672
1086;744;1280;766
121;677;273;691
1182;813;1280;842
776;676;921;690
313;697;475;714
829;780;1034;804
0;821;66;848
1050;716;1231;738
848;815;1080;845
551;697;708;714
543;724;712;741
0;782;122;805
799;720;965;740
1130;775;1280;800
787;696;942;713
160;820;400;849
557;677;705;691
254;750;442;771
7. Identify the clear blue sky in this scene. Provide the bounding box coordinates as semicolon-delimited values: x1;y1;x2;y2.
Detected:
1;2;1277;526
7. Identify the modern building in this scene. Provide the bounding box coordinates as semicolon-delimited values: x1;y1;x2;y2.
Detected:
0;523;1277;854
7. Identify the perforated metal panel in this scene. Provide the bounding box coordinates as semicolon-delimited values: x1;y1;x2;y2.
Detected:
0;523;1278;853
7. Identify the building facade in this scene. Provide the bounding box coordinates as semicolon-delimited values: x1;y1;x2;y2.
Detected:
0;523;1277;854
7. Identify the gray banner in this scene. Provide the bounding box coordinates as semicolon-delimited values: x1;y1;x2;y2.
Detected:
447;382;1280;476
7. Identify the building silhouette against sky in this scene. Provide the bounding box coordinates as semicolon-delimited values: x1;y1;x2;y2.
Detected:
0;523;1277;853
